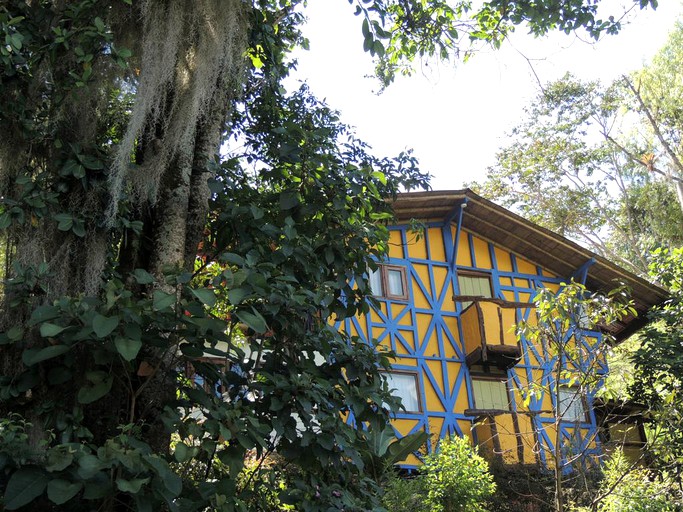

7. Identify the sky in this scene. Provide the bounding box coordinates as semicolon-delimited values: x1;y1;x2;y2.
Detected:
287;1;683;190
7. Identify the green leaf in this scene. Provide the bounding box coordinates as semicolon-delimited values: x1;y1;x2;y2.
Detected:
47;479;82;505
73;164;86;178
77;454;106;480
116;477;150;494
133;268;155;284
372;40;385;58
77;372;113;404
93;17;105;33
60;161;80;177
72;220;86;238
279;191;299;210
79;154;103;170
179;344;203;358
10;33;23;50
40;322;66;337
4;467;48;510
114;337;142;361
227;287;248;305
174;442;190;463
362;18;370;38
22;345;70;366
7;326;23;341
45;446;74;472
191;287;216;307
54;213;73;230
30;305;60;325
235;309;268;333
219;252;245;266
92;314;119;338
385;430;429;465
371;171;387;185
153;290;176;311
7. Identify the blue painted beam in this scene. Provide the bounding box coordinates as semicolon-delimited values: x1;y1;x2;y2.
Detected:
572;258;596;284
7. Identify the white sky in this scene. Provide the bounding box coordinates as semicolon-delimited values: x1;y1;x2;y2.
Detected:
288;1;683;190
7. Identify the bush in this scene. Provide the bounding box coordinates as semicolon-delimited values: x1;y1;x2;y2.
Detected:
383;436;496;512
593;449;678;512
382;473;430;512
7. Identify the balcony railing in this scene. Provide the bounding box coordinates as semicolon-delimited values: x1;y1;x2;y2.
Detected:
456;297;527;370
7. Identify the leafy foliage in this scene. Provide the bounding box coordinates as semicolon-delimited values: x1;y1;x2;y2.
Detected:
382;436;496;512
631;247;683;480
574;449;679;512
472;72;683;278
0;79;429;511
421;436;496;512
382;473;431;512
471;19;683;278
517;282;634;512
358;0;656;87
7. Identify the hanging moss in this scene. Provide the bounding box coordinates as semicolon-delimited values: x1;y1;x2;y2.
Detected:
108;0;248;223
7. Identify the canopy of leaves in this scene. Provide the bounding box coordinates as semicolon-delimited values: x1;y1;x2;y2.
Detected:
472;70;683;278
630;247;683;479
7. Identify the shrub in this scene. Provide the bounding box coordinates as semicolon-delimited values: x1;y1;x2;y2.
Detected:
593;449;678;512
422;436;496;512
382;473;430;512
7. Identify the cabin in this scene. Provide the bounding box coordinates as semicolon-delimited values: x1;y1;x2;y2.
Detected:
336;190;667;468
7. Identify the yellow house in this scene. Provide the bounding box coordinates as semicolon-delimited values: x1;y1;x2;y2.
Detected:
337;190;667;468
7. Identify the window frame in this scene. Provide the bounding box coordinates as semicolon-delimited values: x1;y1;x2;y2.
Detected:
382;370;423;413
470;372;511;412
370;264;409;301
557;386;589;424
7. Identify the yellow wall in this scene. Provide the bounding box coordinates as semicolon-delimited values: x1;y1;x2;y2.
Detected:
340;224;605;467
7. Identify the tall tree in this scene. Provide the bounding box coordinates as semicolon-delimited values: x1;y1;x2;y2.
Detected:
517;282;633;512
630;247;683;484
472;23;683;278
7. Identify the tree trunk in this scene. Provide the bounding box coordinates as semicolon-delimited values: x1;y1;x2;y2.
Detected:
0;0;250;469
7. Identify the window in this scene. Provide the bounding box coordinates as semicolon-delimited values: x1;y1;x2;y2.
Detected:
558;387;588;422
457;273;493;309
471;378;510;410
369;265;408;300
575;304;592;329
384;372;421;412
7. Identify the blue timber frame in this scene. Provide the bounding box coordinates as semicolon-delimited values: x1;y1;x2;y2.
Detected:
336;212;607;470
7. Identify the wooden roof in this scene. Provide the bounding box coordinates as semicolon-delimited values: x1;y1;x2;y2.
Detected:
393;189;669;342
